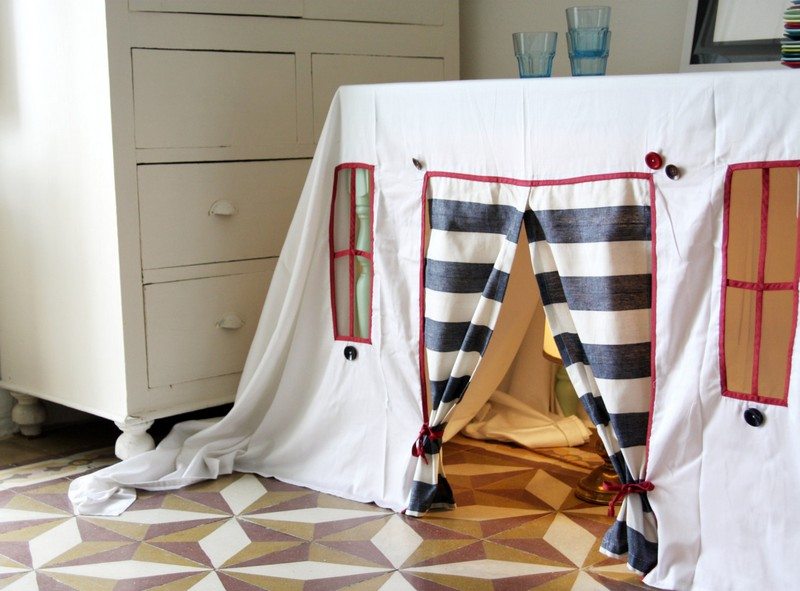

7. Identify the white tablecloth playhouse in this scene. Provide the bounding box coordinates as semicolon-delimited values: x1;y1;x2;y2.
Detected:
70;69;800;590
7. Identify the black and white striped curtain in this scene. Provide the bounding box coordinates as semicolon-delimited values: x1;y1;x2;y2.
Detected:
407;173;658;575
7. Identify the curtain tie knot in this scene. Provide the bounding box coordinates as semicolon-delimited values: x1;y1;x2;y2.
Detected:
412;423;444;463
601;480;654;518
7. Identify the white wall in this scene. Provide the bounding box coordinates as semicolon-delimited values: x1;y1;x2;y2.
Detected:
460;0;691;79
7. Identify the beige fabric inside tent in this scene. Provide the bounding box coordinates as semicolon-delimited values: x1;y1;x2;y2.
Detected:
445;227;591;447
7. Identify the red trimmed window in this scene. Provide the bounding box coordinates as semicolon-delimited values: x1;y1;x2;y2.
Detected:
720;162;800;405
329;163;375;343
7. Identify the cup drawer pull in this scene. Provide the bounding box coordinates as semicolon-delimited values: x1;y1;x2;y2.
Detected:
216;314;245;330
209;200;238;216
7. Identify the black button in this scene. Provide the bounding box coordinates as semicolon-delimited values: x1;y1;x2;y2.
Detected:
344;346;358;361
412;157;424;170
744;408;764;427
665;164;681;180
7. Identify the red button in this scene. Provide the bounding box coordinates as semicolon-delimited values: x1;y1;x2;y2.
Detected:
645;152;663;170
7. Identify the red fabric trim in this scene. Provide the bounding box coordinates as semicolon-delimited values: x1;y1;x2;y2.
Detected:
751;169;770;394
602;480;655;518
335;162;374;171
411;423;444;464
724;390;789;407
367;167;376;337
719;167;732;397
329;167;342;340
348;170;356;338
643;176;657;476
418;173;431;423
425;170;652;187
333;249;374;260
727;160;800;172
785;188;800;399
727;279;796;290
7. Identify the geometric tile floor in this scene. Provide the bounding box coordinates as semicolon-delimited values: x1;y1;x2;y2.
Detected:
0;434;655;590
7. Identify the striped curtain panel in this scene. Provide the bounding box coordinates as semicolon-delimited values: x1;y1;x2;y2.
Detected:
407;180;525;516
407;173;658;575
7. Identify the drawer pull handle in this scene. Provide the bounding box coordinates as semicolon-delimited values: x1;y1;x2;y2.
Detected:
216;314;245;330
209;200;237;216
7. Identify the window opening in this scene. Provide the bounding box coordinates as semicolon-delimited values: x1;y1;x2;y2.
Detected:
329;164;374;342
721;162;800;405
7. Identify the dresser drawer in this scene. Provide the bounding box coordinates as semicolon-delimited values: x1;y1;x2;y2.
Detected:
312;54;444;138
138;160;308;269
129;0;440;23
129;0;302;17
144;269;273;387
303;0;443;25
132;49;297;150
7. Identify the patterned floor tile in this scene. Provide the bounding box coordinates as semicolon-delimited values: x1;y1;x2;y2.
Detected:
542;514;597;568
198;519;251;568
371;515;423;568
0;449;115;492
0;435;657;590
0;571;39;591
526;470;575;510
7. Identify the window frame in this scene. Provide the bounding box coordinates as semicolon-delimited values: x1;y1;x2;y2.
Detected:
719;160;800;406
328;162;375;343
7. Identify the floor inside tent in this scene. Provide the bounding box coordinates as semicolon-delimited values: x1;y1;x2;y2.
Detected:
0;422;654;590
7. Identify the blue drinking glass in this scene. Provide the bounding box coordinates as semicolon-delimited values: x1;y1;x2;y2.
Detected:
566;5;611;29
513;31;558;78
566;28;611;76
566;5;611;76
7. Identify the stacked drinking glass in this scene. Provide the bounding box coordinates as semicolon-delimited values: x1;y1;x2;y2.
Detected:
566;6;611;76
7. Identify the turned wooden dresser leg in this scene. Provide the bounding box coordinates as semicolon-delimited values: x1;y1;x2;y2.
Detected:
114;417;155;460
9;392;46;437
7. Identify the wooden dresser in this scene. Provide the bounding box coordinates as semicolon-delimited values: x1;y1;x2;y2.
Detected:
0;0;458;455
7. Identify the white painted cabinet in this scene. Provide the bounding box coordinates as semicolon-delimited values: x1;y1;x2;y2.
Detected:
0;0;458;455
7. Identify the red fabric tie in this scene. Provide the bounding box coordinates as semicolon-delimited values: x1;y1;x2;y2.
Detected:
412;423;444;464
602;480;655;518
